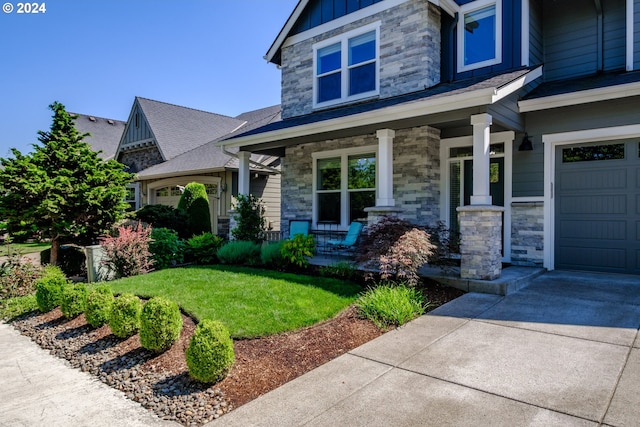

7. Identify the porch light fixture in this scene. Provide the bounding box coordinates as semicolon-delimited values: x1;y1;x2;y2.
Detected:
519;134;533;151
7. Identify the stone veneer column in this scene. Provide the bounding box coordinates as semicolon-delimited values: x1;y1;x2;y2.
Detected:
457;205;504;280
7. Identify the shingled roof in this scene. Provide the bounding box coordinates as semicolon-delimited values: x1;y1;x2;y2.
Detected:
73;113;125;161
133;97;246;161
135;104;282;180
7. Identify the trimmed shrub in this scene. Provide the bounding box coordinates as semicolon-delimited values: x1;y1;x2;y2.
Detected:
178;183;212;237
0;294;38;320
139;296;183;353
185;233;225;265
100;222;153;279
216;241;261;266
149;228;184;269
281;234;315;269
40;245;86;277
34;267;68;312
231;194;266;243
357;216;434;286
85;285;114;328
109;293;142;339
186;319;235;383
356;284;425;329
134;204;189;238
60;283;88;319
260;241;286;269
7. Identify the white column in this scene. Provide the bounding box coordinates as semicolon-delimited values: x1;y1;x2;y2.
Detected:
470;113;492;205
237;151;251;196
376;128;395;207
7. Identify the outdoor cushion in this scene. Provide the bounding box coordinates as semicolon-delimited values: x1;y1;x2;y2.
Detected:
289;220;310;239
327;222;363;248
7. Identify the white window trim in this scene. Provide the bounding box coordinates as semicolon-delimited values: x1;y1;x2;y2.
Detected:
440;131;514;262
457;0;503;73
312;145;378;229
125;182;141;210
542;124;640;271
312;21;381;109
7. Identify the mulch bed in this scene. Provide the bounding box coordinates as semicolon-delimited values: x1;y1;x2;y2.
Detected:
10;280;462;426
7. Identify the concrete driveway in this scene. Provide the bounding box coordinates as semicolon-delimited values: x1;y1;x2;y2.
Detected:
215;270;640;426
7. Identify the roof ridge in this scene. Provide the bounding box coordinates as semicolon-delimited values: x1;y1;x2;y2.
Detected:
135;96;242;122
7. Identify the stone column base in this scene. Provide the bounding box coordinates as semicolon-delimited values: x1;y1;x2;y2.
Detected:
364;206;403;227
457;205;504;280
228;209;237;240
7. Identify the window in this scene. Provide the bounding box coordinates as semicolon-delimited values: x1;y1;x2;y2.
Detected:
458;1;502;72
562;144;625;163
124;183;140;211
314;23;380;107
314;150;376;227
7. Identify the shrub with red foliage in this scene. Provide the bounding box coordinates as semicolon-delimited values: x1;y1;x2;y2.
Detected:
100;222;153;279
356;216;434;286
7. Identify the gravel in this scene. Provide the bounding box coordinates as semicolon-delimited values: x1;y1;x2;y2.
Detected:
12;312;230;426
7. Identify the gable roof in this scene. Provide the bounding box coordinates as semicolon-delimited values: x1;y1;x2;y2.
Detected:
73;113;125;161
135;105;282;180
127;97;246;161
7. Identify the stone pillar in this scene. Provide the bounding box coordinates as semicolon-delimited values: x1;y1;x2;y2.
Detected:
364;206;403;227
470;113;492;205
237;151;251;196
228;209;237;240
457;205;504;280
376;129;396;207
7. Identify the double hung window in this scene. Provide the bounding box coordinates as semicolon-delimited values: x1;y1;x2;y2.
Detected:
314;23;380;107
315;149;376;227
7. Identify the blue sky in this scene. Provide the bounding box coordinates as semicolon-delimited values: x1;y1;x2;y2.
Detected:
0;0;298;157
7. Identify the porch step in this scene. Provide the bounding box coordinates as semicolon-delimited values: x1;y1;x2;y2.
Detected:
419;265;547;296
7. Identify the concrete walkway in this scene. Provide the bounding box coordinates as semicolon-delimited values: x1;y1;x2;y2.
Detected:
214;270;640;426
1;270;639;426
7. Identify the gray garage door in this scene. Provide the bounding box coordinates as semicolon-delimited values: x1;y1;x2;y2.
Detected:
555;140;640;274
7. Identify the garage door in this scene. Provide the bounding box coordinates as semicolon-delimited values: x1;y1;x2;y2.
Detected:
555;140;640;274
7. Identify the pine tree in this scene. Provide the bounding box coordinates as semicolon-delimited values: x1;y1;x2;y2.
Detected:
0;102;133;265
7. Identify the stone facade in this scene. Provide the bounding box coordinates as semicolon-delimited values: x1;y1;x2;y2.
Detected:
458;205;504;280
118;145;163;172
510;202;544;266
280;124;441;237
280;0;441;119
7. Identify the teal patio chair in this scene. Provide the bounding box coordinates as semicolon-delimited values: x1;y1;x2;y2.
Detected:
327;221;364;253
289;220;310;239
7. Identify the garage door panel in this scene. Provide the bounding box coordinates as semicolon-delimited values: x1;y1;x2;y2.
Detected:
557;169;626;191
558;195;627;215
558;220;627;240
556;245;627;270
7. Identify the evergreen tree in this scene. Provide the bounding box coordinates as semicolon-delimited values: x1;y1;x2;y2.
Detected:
0;102;133;265
177;182;212;236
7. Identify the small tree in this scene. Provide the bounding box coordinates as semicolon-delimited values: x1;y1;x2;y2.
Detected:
177;182;211;237
0;102;133;266
231;194;266;243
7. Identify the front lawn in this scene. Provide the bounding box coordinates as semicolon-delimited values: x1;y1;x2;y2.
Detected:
0;242;50;257
105;265;362;338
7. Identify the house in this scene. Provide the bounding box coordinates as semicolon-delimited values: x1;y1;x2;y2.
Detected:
73;114;126;161
114;97;282;236
218;0;640;278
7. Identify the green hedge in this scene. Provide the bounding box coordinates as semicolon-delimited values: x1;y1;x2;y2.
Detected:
186;319;235;383
139;296;183;353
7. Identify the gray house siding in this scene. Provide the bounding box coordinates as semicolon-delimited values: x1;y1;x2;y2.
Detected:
636;0;640;69
529;0;543;66
602;0;627;72
122;103;154;145
250;171;282;232
512;134;544;198
280;0;440;119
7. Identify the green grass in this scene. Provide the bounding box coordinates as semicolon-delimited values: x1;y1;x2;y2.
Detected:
104;265;362;339
356;284;426;329
0;242;50;257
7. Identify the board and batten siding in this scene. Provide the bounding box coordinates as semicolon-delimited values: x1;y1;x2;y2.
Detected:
543;0;626;82
122;103;153;144
635;0;640;69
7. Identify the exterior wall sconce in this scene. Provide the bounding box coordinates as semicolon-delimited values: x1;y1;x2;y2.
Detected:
519;133;533;151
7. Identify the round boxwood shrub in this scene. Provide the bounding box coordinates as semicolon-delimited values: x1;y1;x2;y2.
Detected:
139;296;183;353
186;319;235;383
109;293;142;339
34;271;67;313
60;283;88;319
85;285;114;328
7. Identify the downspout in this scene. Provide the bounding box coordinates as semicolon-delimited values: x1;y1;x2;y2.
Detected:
447;12;459;83
594;0;604;73
221;144;282;174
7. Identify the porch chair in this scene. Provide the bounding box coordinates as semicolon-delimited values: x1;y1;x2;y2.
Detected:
288;220;310;239
327;221;364;255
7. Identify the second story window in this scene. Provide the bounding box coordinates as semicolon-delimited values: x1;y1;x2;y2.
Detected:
458;0;502;72
314;22;380;108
